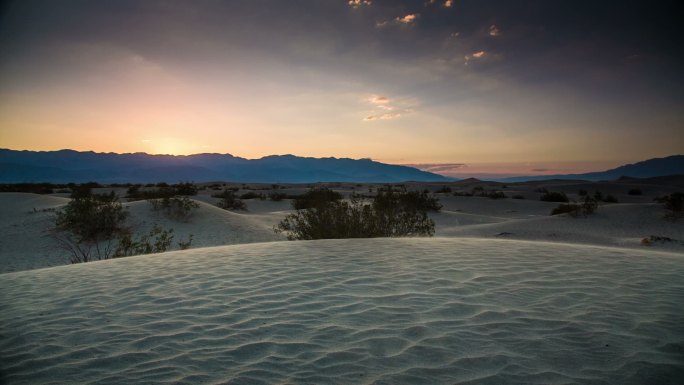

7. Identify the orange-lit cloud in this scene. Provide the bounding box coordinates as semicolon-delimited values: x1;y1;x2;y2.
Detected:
397;14;418;24
444;0;453;7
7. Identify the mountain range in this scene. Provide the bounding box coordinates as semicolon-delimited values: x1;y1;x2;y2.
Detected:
496;155;683;182
1;149;681;184
0;149;450;183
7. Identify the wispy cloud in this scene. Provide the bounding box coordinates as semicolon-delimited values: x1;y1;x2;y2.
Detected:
363;112;403;121
368;95;390;104
489;24;500;36
464;50;486;64
362;94;415;121
444;0;453;7
348;0;371;7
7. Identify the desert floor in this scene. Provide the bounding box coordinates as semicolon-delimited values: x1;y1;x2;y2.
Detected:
1;178;683;384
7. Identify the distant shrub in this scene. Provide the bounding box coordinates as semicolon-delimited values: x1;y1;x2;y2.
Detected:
240;192;263;200
0;183;57;194
578;189;588;196
268;191;288;201
641;235;673;246
602;194;619;203
540;191;569;202
214;189;247;211
435;186;452;194
655;192;683;220
534;187;548;193
628;189;642;196
172;182;198;196
550;196;598;218
512;195;525;200
486;191;507;200
594;191;603;201
292;188;343;210
148;195;200;221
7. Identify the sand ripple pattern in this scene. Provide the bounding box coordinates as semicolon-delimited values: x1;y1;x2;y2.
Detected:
1;238;683;384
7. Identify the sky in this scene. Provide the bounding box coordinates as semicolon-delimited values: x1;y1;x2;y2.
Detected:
0;0;682;177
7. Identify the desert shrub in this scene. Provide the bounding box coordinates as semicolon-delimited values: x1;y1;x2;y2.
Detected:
292;187;343;210
628;189;642;196
602;194;619;203
56;191;128;241
578;189;588;196
214;189;247;211
268;191;288;201
53;191;129;263
594;191;603;201
551;204;581;217
453;191;474;197
540;191;569;202
512;195;525;199
240;192;263;200
550;196;598;218
534;187;548;193
655;192;684;220
0;183;57;194
390;189;442;212
486;191;506;199
114;225;176;257
172;182;198;196
436;186;452;194
275;191;435;240
148;195;200;221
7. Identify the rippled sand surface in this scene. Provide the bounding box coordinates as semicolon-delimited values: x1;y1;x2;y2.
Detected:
1;238;683;384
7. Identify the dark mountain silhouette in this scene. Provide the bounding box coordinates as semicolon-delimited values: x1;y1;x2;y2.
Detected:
0;149;452;183
498;155;684;182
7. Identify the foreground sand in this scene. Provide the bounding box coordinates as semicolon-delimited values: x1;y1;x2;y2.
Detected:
2;238;682;384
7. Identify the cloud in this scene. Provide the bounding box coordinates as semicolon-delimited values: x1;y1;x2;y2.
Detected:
362;94;415;121
396;14;418;24
348;0;371;7
444;0;453;7
489;24;500;36
368;95;390;104
464;50;486;64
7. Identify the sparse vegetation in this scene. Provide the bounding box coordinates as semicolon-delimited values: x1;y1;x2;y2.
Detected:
214;189;247;211
602;194;619;203
114;225;184;257
655;192;683;220
148;195;200;221
540;191;569;203
550;196;598;217
240;191;264;200
55;189;128;241
275;188;438;240
435;186;452;194
628;188;642;195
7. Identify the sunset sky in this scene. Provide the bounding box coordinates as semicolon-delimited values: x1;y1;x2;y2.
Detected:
0;0;682;177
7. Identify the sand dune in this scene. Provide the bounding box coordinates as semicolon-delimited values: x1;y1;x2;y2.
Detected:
435;202;684;251
0;194;285;273
0;193;71;272
1;238;682;384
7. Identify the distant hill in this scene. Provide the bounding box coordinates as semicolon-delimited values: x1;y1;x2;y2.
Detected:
498;155;684;182
0;149;452;183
